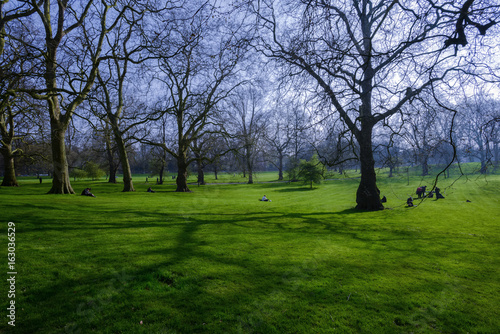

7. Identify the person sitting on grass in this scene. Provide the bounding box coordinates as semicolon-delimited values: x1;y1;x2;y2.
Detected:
81;188;96;197
406;196;414;207
261;195;271;202
435;187;445;199
147;187;156;193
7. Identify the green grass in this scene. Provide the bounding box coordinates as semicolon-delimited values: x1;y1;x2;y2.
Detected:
0;171;499;333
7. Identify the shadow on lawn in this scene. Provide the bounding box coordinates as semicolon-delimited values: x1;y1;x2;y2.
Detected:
11;202;492;334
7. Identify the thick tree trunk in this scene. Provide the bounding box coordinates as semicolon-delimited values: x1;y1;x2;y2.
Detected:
0;146;18;187
421;158;429;176
117;141;134;192
108;164;117;183
353;12;384;211
197;162;205;185
112;126;134;192
480;160;487;174
355;126;383;211
176;151;191;192
247;165;253;184
48;121;75;194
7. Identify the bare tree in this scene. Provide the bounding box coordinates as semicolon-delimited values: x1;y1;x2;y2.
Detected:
148;115;170;185
252;0;499;210
265;110;292;180
264;95;311;180
20;1;136;194
227;86;268;184
459;92;500;174
142;2;247;192
192;134;224;185
89;4;154;192
0;5;41;186
399;97;443;176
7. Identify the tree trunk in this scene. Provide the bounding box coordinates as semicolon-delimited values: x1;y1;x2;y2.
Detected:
278;150;284;181
214;165;218;180
111;124;134;192
106;148;117;184
355;125;383;211
421;158;429;176
0;145;18;187
48;120;75;194
197;162;205;185
108;165;117;183
479;143;488;174
247;164;253;184
246;144;253;184
105;126;117;183
351;12;384;211
194;149;205;185
176;151;191;192
480;160;487;174
158;163;164;185
45;36;75;194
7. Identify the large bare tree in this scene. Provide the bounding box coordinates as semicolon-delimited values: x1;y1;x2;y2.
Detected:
252;0;500;210
90;5;151;192
143;2;247;192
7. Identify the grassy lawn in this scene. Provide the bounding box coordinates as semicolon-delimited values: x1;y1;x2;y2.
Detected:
1;170;499;333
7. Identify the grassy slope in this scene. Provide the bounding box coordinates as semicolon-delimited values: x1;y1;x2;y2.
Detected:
0;172;499;333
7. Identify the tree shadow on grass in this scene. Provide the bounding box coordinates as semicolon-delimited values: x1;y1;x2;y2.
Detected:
12;203;492;334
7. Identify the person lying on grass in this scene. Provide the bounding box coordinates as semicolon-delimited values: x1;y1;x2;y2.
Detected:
147;187;156;193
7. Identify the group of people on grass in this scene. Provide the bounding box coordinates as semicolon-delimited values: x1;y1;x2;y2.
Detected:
82;184;448;208
406;185;444;207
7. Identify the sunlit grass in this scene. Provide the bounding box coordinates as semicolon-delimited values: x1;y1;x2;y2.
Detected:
0;170;499;333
